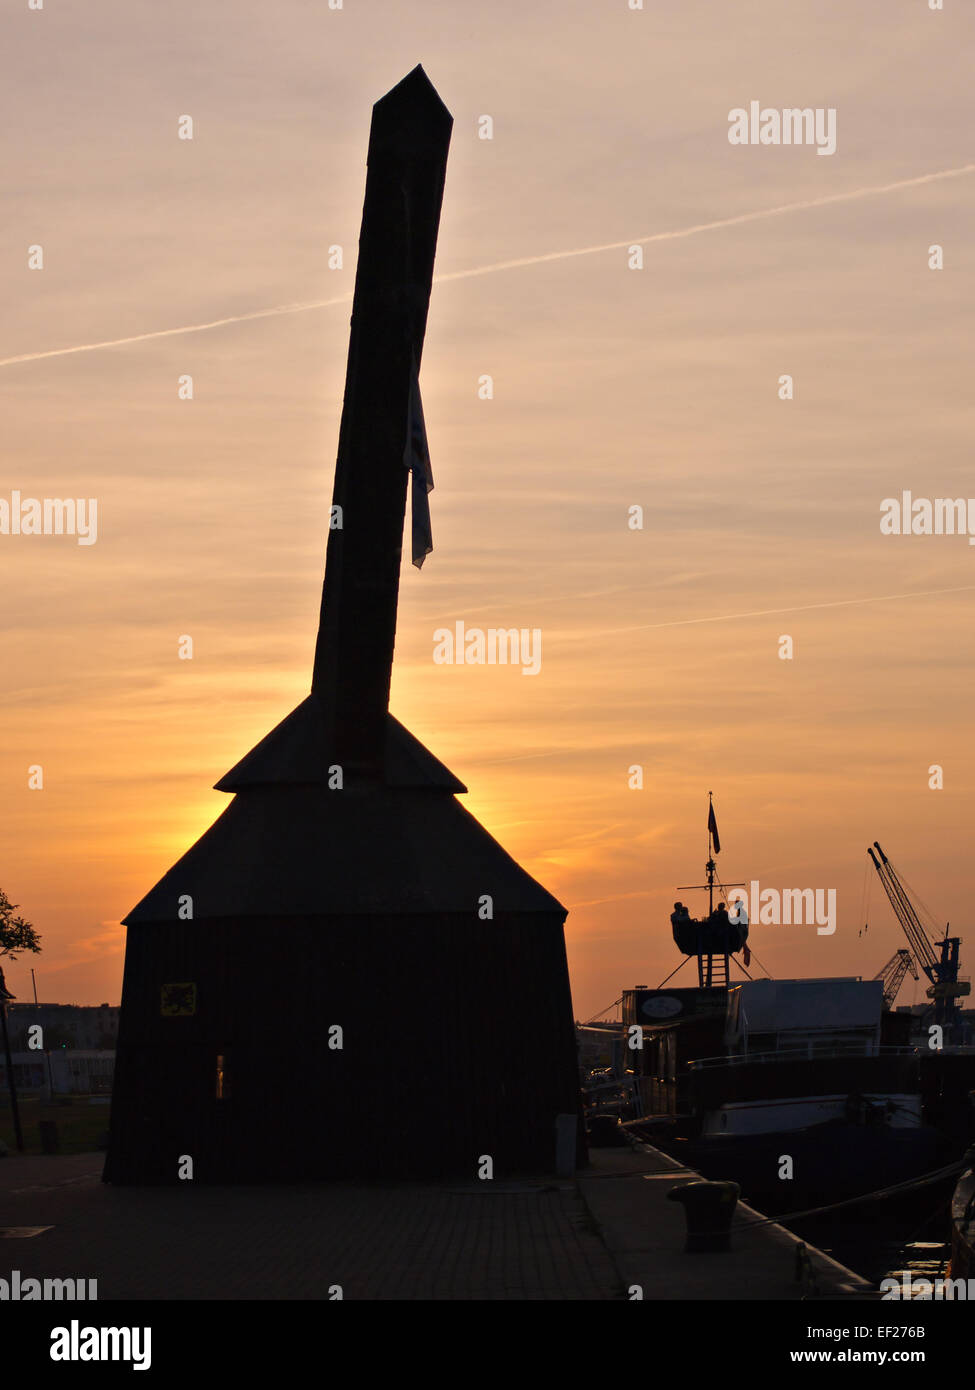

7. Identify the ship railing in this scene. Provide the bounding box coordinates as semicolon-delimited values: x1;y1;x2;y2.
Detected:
584;1076;632;1094
583;1074;642;1117
687;1044;921;1070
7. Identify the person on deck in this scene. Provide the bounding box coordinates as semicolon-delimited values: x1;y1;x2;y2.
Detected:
712;901;732;950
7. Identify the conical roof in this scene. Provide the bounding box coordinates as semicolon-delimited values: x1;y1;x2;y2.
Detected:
124;707;564;922
214;696;464;792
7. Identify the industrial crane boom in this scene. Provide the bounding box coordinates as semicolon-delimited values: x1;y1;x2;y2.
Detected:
868;843;939;978
867;840;968;1039
873;948;918;1010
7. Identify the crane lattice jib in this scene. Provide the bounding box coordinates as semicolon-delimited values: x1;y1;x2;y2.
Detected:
868;844;940;980
873;948;918;1009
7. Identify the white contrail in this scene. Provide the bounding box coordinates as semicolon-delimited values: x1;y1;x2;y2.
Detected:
0;295;354;368
570;583;975;638
434;162;975;282
2;162;972;369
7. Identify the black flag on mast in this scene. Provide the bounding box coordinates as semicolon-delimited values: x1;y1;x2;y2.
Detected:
404;356;434;568
708;801;720;854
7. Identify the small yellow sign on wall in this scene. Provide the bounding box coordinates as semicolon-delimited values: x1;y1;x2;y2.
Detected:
161;983;197;1016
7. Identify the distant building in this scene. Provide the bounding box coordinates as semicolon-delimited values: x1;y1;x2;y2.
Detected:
0;1049;114;1096
5;1003;119;1052
576;1022;625;1077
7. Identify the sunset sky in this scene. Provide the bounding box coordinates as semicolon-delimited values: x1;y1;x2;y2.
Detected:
2;0;973;1017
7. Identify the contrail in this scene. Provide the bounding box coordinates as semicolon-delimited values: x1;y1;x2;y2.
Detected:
434;162;975;282
2;162;972;369
0;295;353;368
572;583;975;638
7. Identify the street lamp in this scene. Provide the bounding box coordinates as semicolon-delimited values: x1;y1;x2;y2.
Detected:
0;966;24;1151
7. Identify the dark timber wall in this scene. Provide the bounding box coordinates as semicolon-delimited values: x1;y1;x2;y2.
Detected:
106;910;578;1183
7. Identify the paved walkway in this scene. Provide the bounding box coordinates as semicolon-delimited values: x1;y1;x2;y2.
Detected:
0;1153;621;1300
578;1142;874;1301
0;1143;870;1300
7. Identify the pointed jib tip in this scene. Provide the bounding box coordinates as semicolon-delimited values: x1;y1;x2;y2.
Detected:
374;64;452;128
393;64;432;93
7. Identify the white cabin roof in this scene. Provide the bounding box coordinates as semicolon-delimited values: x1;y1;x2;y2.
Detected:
726;977;883;1040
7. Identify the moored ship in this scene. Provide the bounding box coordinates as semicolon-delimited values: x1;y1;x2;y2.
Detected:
623;973;944;1212
949;1148;975;1281
588;800;968;1217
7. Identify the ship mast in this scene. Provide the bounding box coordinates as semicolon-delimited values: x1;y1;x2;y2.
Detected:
675;793;745;989
706;788;715;917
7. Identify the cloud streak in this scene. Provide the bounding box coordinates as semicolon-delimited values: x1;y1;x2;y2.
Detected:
434;163;975;282
570;584;975;638
0;297;354;369
2;163;972;370
40;922;125;973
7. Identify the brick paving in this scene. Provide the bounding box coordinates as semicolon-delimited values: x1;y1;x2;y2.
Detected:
0;1154;623;1300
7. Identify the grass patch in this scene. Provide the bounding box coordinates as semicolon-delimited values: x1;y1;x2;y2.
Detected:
0;1095;111;1156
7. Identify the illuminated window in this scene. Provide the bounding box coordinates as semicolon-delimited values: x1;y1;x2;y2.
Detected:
215;1051;231;1100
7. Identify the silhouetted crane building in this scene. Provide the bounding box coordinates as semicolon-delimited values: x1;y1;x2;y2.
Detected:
105;67;581;1184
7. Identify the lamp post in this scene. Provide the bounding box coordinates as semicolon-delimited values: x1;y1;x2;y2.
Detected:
0;966;24;1151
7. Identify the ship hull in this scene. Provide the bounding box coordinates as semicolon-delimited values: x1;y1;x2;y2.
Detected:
949;1158;975;1280
677;1121;946;1215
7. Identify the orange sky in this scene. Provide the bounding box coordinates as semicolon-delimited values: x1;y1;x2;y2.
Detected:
2;0;973;1017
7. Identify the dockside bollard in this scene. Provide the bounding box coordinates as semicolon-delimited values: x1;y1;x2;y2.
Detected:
555;1113;576;1177
667;1179;740;1252
586;1113;626;1147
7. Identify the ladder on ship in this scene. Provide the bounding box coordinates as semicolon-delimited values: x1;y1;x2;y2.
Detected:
698;950;729;990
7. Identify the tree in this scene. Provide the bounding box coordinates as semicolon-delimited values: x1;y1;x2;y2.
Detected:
0;889;41;962
0;889;39;1152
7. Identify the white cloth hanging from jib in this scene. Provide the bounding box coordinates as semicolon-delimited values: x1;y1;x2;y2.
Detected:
404;355;434;568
